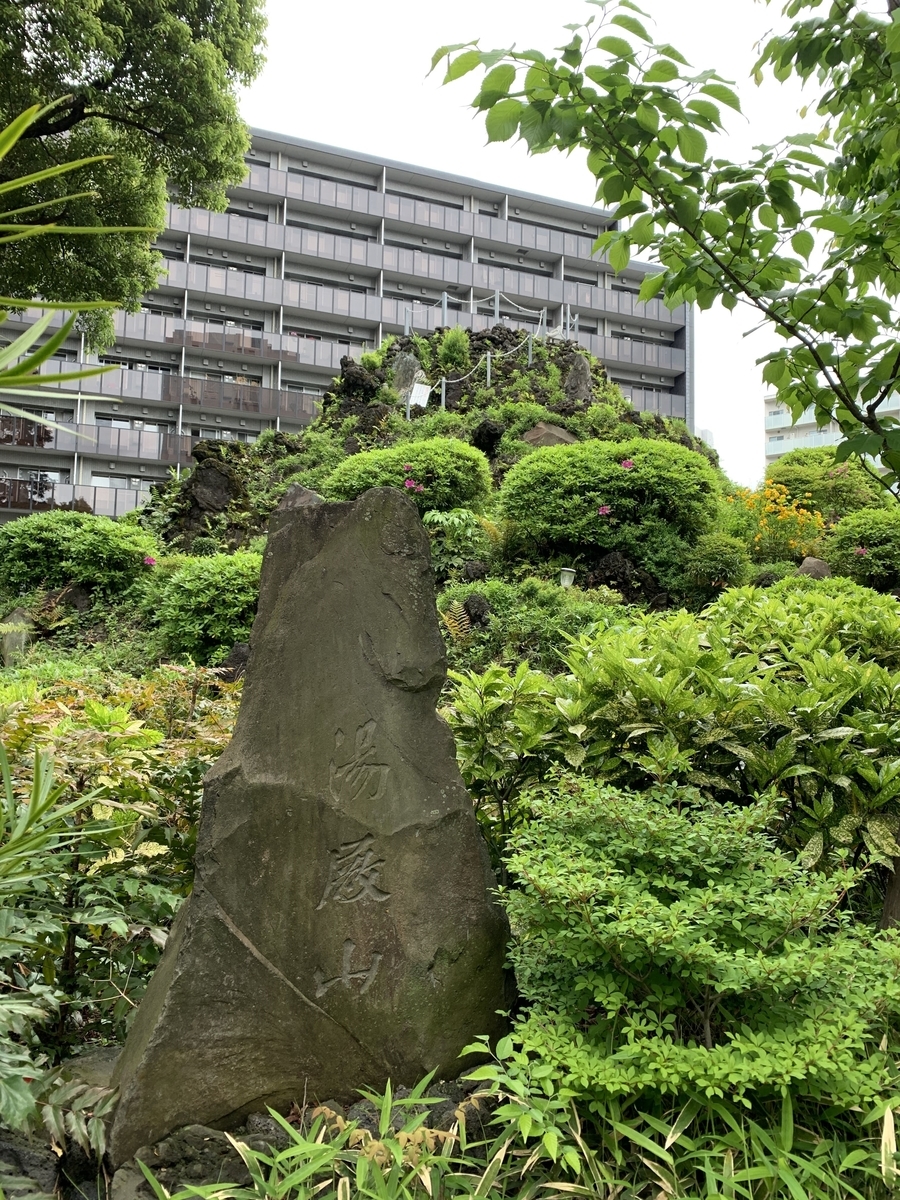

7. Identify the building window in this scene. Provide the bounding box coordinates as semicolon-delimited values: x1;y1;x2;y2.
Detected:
768;435;785;442
95;414;172;433
99;356;172;374
90;472;158;490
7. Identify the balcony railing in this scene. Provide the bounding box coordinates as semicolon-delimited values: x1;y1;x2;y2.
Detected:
0;480;148;517
161;376;319;421
0;418;194;465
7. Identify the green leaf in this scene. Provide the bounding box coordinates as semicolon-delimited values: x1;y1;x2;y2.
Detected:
798;832;823;869
677;125;707;162
430;43;471;73
597;36;634;59
485;99;524;142
638;272;666;302
700;82;742;111
644;59;680;83
609;237;631;272
655;43;689;65
686;98;722;125
611;13;651;40
702;210;729;238
791;230;815;260
446;50;484;83
636;103;660;133
813;213;853;235
481;63;516;95
613;199;648;219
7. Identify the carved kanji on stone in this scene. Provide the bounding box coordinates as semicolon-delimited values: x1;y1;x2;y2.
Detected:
317;834;390;910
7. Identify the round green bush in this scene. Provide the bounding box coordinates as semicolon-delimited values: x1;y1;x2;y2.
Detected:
499;438;720;589
157;551;262;664
766;446;887;523
0;510;160;596
323;438;492;513
824;507;900;589
684;533;751;591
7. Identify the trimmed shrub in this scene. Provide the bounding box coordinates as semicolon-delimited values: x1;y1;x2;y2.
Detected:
0;510;160;596
501;777;900;1111
684;532;751;593
156;551;261;664
323;438;492;513
824;507;900;589
766;446;887;523
498;438;720;590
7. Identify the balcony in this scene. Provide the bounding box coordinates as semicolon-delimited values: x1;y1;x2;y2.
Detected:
0;417;194;465
0;479;148;518
162;376;319;422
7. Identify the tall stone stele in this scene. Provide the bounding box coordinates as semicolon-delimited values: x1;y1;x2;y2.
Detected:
109;487;509;1165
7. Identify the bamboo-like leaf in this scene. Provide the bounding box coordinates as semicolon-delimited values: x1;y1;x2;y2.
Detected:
0;309;56;368
882;1106;897;1186
0;191;100;220
0;297;115;310
2;314;79;375
0;155;113;198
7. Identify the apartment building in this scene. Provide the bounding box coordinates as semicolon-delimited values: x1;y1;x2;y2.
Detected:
765;400;843;467
0;129;694;521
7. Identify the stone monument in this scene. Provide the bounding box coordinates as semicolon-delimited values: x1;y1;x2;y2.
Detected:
108;488;509;1164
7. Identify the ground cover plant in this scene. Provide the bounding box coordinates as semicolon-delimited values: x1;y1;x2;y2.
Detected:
0;664;237;1146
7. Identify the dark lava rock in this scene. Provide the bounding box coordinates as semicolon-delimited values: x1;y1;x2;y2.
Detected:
587;552;668;608
463;593;491;627
461;560;489;582
218;642;250;683
471;419;506;460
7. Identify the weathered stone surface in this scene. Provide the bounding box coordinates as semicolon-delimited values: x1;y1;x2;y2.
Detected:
1;608;33;667
797;556;832;579
0;1131;58;1197
277;484;324;510
218;642;250;683
109;488;509;1164
564;353;593;403
521;421;578;448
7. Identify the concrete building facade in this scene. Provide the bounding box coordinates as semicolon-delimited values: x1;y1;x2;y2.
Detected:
764;398;842;468
0;129;694;520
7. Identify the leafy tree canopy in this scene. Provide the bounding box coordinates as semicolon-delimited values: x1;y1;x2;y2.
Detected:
0;0;266;345
434;0;900;494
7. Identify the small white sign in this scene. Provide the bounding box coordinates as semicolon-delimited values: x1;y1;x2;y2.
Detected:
409;382;431;408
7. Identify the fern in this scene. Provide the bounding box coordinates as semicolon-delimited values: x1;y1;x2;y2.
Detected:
440;600;472;641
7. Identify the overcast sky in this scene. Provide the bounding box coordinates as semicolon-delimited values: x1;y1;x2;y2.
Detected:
239;0;827;486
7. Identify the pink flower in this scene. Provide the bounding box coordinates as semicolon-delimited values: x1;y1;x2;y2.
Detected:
143;556;157;566
620;459;635;470
854;546;868;556
416;484;424;493
403;478;416;488
403;464;412;472
598;505;611;516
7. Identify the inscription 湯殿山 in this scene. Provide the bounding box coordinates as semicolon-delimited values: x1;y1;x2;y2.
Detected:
314;939;382;999
317;833;390;909
329;720;389;807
